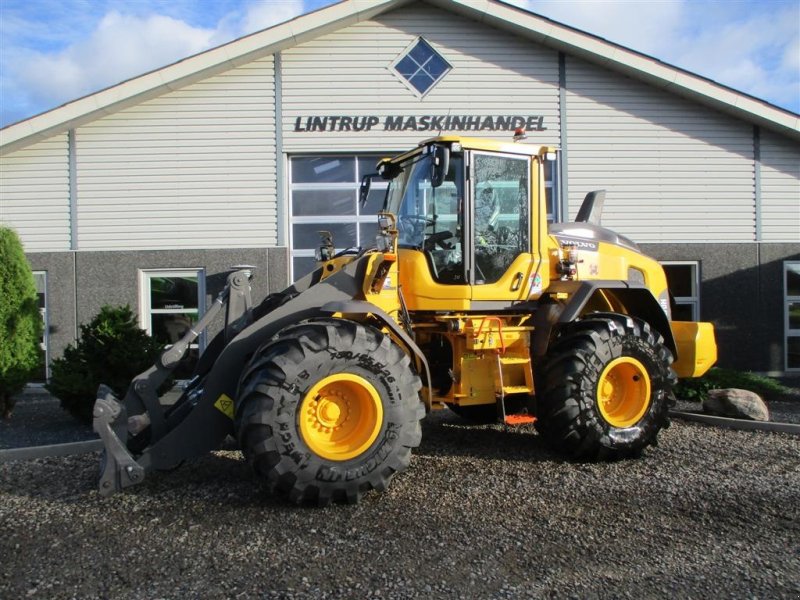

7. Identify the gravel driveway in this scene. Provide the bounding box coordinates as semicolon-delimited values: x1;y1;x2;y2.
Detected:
1;409;798;599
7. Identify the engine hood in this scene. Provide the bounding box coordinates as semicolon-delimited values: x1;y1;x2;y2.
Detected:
549;222;640;253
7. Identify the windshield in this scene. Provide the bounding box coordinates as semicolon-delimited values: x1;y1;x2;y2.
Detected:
386;153;463;249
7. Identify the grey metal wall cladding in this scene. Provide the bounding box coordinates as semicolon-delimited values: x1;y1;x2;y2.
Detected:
0;135;71;252
25;247;288;362
642;242;800;373
760;130;800;242
74;57;278;251
565;57;756;244
281;2;561;152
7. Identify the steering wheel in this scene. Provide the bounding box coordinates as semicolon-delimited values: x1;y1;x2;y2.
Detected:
424;230;453;252
401;215;434;227
398;215;435;246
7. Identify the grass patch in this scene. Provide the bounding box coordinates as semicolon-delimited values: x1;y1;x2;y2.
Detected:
674;367;792;402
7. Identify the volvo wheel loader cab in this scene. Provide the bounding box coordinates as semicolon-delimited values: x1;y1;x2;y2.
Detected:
93;136;717;506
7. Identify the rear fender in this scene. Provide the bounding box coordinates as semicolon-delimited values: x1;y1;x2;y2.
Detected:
534;280;676;358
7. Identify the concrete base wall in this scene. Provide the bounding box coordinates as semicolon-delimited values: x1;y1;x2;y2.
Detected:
642;242;800;373
28;242;799;375
26;247;289;363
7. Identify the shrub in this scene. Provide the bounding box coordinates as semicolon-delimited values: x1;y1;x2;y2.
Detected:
0;226;43;419
674;367;791;402
46;305;166;424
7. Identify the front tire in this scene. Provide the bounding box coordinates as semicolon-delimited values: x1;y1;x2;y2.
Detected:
534;312;676;460
235;319;424;506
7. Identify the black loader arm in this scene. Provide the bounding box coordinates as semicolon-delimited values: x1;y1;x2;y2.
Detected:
93;257;382;496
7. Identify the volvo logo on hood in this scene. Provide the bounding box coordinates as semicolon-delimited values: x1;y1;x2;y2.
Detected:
553;235;599;252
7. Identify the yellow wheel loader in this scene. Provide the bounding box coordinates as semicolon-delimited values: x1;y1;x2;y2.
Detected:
93;136;717;505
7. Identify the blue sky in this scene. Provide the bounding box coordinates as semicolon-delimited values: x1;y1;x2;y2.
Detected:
1;0;798;128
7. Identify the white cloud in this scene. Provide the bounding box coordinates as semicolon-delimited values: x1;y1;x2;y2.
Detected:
513;0;800;112
14;12;216;105
242;0;305;33
3;0;307;125
784;35;800;73
667;6;800;110
519;0;686;58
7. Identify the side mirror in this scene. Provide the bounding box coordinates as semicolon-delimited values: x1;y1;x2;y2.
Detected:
359;173;375;207
430;145;450;188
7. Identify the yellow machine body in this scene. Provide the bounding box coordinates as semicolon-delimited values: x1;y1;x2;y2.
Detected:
321;136;716;412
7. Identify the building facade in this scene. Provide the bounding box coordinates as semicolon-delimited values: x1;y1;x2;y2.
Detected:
1;0;799;377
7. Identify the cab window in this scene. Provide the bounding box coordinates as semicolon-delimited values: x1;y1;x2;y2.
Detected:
472;154;529;284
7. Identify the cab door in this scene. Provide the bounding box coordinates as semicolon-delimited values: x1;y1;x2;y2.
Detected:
468;151;539;303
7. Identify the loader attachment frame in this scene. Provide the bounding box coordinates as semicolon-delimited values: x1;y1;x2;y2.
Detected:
92;268;254;496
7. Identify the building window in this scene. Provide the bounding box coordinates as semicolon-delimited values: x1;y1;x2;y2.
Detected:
32;271;48;382
391;38;451;96
139;269;205;379
289;155;389;280
785;262;800;371
545;159;558;222
661;262;700;321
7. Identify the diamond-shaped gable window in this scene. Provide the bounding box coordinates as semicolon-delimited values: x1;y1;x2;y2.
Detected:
392;38;451;96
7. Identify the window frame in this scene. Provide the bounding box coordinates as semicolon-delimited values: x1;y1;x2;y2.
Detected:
32;270;49;382
660;261;700;321
138;268;207;356
469;150;532;286
288;153;393;281
390;37;452;98
785;261;800;372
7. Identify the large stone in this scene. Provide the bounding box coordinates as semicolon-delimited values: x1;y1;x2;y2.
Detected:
703;388;770;421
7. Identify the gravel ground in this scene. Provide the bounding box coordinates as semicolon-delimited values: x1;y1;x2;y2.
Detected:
0;389;96;450
2;389;798;451
1;407;799;599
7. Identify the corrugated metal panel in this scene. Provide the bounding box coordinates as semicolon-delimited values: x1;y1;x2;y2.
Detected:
565;57;756;243
281;2;561;152
760;130;800;242
0;134;71;251
75;57;277;250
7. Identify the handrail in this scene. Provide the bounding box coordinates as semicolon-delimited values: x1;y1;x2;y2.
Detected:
473;316;506;353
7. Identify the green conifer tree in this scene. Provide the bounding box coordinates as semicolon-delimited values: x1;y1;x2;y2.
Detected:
0;226;43;419
46;305;166;423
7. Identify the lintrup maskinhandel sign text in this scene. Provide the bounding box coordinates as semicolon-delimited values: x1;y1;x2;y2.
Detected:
293;115;546;133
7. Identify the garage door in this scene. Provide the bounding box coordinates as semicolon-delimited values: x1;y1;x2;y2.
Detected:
289;154;388;280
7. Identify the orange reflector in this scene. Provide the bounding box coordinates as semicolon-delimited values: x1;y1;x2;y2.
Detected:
504;414;536;426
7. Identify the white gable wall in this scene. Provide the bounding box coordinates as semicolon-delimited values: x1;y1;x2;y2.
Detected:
74;57;277;250
760;130;800;242
0;134;71;251
281;2;561;152
565;56;757;243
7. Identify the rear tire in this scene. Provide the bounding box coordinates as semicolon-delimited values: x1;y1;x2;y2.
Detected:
235;319;424;506
533;312;675;460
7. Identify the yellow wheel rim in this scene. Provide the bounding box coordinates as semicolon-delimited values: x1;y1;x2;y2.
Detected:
298;374;383;461
596;357;651;428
